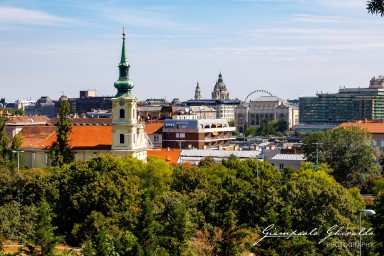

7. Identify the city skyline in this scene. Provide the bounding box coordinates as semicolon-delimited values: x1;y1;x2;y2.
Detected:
1;0;384;103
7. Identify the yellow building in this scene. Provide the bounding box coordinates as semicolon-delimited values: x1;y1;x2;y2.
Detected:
20;30;147;168
110;29;147;161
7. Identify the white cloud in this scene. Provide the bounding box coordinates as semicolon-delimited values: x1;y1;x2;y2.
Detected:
236;26;384;47
290;14;384;25
0;6;73;26
86;4;206;32
313;0;365;9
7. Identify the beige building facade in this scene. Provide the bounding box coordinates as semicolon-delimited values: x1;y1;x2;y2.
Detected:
234;96;299;133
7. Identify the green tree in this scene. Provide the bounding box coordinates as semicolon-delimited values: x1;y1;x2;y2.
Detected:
276;119;288;133
135;194;164;255
156;191;194;256
133;156;173;198
23;199;61;256
0;165;14;205
18;168;60;207
0;114;11;168
53;155;143;245
172;164;209;193
379;152;384;173
11;133;23;152
48;100;73;167
367;0;384;16
0;200;22;242
81;227;120;256
0;115;24;173
373;177;384;195
373;192;384;254
302;126;381;190
244;127;257;137
257;121;277;136
198;157;216;168
0;201;49;247
258;167;365;255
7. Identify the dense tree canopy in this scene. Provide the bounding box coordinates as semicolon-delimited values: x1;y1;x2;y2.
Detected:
244;119;288;137
0;113;25;175
302;126;381;190
0;154;378;255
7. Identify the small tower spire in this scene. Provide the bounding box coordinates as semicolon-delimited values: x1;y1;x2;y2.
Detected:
119;27;129;69
194;81;202;100
114;28;134;97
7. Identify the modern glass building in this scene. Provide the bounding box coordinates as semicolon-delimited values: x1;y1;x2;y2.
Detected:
299;76;384;125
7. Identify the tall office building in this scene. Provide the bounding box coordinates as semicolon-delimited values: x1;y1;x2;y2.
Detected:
299;76;384;126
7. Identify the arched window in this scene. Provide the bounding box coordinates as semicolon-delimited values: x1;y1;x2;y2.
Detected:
119;109;125;119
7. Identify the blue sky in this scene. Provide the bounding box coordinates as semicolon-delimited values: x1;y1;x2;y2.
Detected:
1;0;384;102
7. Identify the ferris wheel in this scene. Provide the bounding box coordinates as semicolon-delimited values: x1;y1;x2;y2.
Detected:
244;89;274;103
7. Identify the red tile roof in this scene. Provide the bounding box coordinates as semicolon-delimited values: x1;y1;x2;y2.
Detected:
21;126;112;150
20;126;57;149
69;126;112;150
147;148;180;164
338;121;384;134
21;124;174;155
6;116;51;124
144;122;163;135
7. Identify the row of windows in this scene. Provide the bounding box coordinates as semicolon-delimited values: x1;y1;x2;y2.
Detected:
176;133;186;138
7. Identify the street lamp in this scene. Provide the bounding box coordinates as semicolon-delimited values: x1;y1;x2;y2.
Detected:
359;209;375;256
178;140;183;164
12;150;24;244
311;142;322;165
12;150;24;172
255;156;259;180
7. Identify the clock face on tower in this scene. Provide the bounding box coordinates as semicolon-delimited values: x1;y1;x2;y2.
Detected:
119;100;125;106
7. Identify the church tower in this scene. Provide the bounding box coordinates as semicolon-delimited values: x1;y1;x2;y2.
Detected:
111;29;147;161
194;81;202;100
211;73;229;100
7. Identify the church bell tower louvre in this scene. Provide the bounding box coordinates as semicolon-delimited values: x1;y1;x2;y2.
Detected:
111;28;147;161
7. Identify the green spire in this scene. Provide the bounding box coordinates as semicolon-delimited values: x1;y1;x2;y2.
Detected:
119;27;129;67
114;27;134;98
